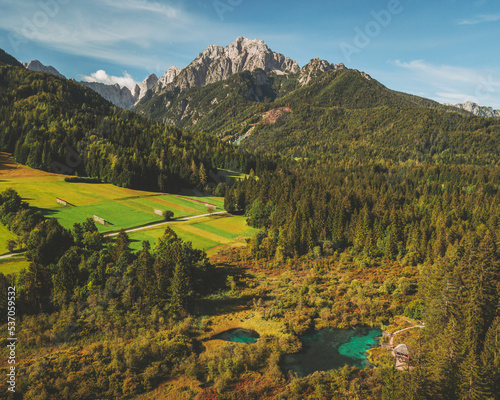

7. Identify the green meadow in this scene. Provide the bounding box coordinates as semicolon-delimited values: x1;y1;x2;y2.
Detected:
0;162;224;233
0;254;29;275
0;155;255;261
126;214;258;254
0;224;17;255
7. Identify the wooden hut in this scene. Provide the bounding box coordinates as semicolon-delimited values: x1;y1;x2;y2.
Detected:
394;344;410;360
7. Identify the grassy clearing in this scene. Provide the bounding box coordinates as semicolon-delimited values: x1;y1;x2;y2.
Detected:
0;224;17;255
0;254;29;275
198;215;256;238
0;153;228;233
126;215;257;253
135;376;201;400
129;226;221;252
217;169;251;184
190;222;241;240
0;153;256;256
199;310;284;341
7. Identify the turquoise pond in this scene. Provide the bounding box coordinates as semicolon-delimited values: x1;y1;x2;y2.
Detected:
210;328;260;344
281;327;382;377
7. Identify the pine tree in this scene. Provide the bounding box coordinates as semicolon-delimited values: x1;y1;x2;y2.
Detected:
199;163;207;186
24;262;52;313
170;263;190;316
52;247;81;307
481;317;500;397
112;229;130;262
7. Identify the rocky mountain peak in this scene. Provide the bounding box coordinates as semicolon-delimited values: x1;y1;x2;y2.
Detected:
299;58;346;85
23;60;65;79
199;44;225;60
156;66;180;92
156;37;300;92
138;73;158;99
226;36;269;56
447;101;500;118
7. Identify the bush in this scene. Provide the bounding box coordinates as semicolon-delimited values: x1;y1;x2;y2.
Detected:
6;239;16;252
162;210;174;221
404;299;425;320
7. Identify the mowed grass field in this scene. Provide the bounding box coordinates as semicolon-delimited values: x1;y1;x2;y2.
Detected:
0;224;17;256
0;153;256;261
126;214;258;255
0;255;29;275
0;153;224;235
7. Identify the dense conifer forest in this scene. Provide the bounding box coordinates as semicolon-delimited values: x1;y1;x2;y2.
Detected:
0;65;256;193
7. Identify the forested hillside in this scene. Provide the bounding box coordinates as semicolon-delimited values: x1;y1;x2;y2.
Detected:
134;68;500;165
223;154;500;398
0;64;254;193
0;188;227;398
0;49;23;67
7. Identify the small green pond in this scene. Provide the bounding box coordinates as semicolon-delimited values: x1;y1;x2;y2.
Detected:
211;328;260;344
281;327;382;377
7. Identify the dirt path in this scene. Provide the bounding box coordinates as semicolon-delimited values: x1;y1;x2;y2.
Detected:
389;323;425;370
0;212;228;260
0;253;18;260
104;211;228;237
389;324;425;348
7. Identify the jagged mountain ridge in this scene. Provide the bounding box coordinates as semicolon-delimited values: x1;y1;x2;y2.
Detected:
23;60;66;78
21;58;157;109
134;47;450;140
133;38;500;164
447;101;500;118
79;74;158;109
153;36;300;94
134;37;376;128
79;81;137;109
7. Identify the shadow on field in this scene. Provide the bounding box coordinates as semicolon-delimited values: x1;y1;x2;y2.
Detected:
33;206;59;217
194;294;256;316
193;263;265;316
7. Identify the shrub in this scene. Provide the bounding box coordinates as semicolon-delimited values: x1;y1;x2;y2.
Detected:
162;210;174;221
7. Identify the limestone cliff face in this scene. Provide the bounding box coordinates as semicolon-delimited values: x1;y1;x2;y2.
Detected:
156;66;180;92
79;81;136;109
23;60;65;79
448;101;500;118
80;74;158;109
299;58;346;85
137;73;158;99
156;36;300;93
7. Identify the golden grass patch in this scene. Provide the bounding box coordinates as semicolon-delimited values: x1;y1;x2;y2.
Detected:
175;224;232;245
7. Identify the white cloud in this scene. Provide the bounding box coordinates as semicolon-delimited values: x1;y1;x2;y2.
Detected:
0;0;244;70
434;92;480;105
100;0;182;19
458;13;500;25
392;60;500;109
80;70;139;91
393;60;482;84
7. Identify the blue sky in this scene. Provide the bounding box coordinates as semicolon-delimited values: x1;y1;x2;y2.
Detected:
0;0;499;108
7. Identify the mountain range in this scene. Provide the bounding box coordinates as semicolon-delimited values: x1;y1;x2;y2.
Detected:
23;60;65;79
446;101;500;118
18;37;500;121
4;38;500;166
